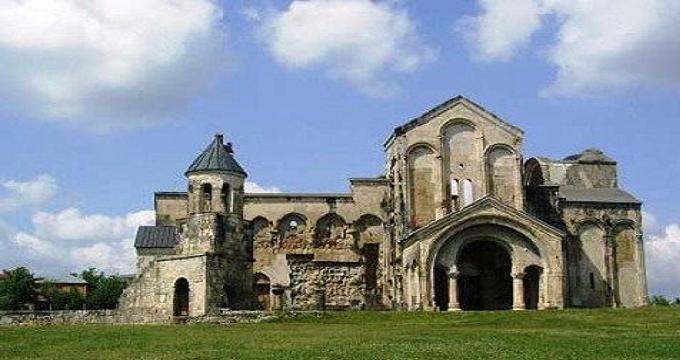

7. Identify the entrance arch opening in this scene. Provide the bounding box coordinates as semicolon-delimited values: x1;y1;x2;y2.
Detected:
173;278;190;317
457;240;512;310
524;265;542;310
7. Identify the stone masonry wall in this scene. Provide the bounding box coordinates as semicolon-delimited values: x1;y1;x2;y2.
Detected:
288;256;364;310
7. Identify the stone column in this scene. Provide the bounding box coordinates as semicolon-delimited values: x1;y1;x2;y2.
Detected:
413;267;422;309
448;270;461;311
512;272;526;311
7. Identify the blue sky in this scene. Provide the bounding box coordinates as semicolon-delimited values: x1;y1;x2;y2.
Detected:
0;0;678;297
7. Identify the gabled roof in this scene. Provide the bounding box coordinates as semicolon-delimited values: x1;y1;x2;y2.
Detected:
402;196;565;246
135;226;178;248
385;95;524;147
186;134;247;176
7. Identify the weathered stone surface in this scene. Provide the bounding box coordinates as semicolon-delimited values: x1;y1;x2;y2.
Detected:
119;95;647;323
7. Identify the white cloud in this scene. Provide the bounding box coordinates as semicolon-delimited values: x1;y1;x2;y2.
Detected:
13;232;60;259
646;222;680;298
7;208;154;274
642;210;658;234
0;175;58;212
459;0;680;95
456;0;543;61
244;181;281;193
30;208;154;243
0;0;227;129
260;0;435;97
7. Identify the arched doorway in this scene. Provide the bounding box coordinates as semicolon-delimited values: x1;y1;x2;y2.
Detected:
457;241;512;310
524;265;542;310
253;273;271;310
173;278;189;317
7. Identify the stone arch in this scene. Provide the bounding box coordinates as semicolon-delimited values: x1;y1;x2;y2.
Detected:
485;144;519;206
407;145;437;228
277;213;308;249
251;216;271;249
173;278;190;317
253;273;272;310
314;213;348;248
354;214;384;244
524;158;546;187
428;218;548;311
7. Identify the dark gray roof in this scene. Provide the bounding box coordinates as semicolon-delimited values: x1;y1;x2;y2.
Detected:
559;186;640;204
186;134;247;176
135;226;178;248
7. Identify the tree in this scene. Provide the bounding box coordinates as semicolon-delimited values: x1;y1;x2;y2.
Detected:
79;268;126;309
0;267;36;311
41;281;85;310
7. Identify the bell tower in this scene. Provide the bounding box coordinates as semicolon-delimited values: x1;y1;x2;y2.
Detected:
185;134;247;218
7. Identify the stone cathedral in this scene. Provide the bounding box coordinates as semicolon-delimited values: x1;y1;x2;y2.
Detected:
119;95;648;320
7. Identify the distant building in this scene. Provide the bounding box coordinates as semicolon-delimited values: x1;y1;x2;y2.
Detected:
37;275;88;296
119;95;648;321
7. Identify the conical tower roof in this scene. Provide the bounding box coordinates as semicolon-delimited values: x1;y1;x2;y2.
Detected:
185;134;247;176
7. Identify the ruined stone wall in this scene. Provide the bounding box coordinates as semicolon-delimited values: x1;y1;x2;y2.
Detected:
243;183;390;309
288;256;364;310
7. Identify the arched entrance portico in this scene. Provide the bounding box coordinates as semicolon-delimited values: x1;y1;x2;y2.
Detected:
173;278;190;317
430;223;546;311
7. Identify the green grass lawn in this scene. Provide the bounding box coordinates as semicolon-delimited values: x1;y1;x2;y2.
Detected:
2;308;680;359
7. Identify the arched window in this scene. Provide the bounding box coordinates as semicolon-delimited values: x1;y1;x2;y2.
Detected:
450;178;460;211
221;184;232;213
462;179;474;206
201;183;212;212
278;213;307;239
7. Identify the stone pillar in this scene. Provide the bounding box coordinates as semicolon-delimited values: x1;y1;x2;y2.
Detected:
413;266;421;309
512;272;526;311
448;270;461;311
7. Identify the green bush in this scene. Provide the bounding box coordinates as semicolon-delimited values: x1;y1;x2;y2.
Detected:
651;295;671;306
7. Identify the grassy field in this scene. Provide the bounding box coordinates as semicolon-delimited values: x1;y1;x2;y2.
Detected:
2;308;680;359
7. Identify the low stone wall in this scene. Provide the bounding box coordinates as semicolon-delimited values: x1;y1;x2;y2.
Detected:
0;310;323;326
0;310;120;326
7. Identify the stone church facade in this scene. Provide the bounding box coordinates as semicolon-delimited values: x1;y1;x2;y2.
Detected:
118;95;648;320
